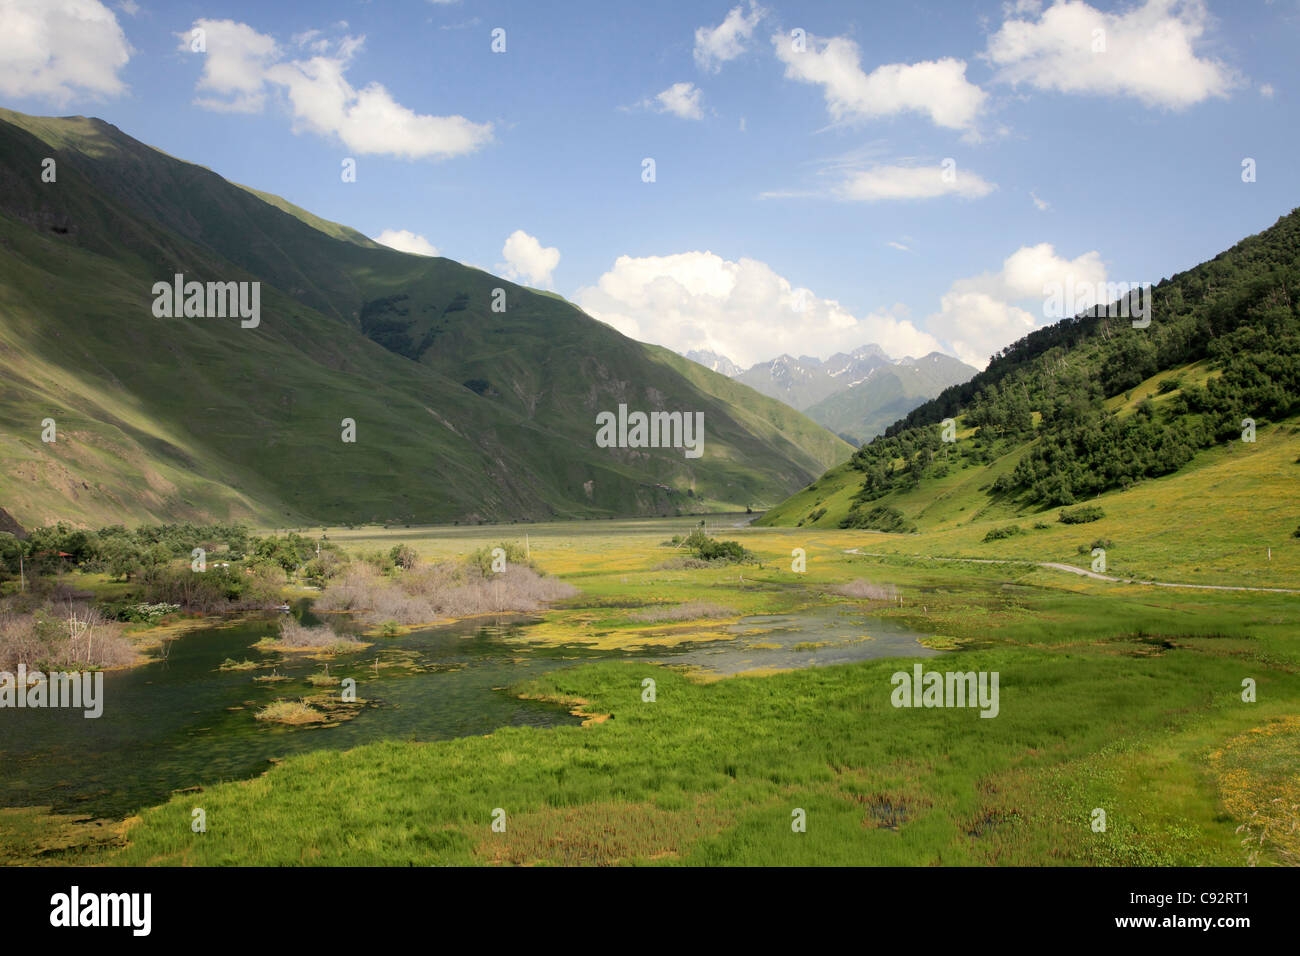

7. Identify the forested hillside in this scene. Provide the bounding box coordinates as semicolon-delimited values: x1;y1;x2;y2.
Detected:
761;208;1300;528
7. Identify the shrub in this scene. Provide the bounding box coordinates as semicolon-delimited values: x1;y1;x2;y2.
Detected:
103;601;181;624
317;557;577;627
839;505;915;533
1059;505;1106;524
680;531;756;564
389;545;418;571
0;599;134;671
802;507;827;525
275;617;357;649
469;541;531;575
983;524;1024;542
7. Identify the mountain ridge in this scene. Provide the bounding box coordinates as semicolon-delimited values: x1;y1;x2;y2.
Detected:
0;108;851;529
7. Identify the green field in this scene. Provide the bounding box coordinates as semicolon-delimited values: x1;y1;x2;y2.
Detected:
13;515;1290;867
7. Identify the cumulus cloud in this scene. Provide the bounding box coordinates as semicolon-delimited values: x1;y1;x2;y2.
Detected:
576;251;942;368
694;2;764;73
986;0;1240;109
653;81;704;119
499;230;560;287
773;32;986;131
0;0;131;103
179;19;492;159
185;19;278;113
925;243;1106;368
373;229;439;256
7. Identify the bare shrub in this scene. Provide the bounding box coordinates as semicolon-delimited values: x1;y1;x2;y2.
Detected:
630;601;733;623
0;598;134;670
276;618;358;649
0;608;42;671
832;579;900;602
652;557;712;570
313;564;382;612
316;560;578;627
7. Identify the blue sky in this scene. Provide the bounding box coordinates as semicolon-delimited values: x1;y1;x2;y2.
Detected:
2;0;1297;368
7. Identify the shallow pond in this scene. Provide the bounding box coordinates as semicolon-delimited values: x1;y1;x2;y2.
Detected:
0;602;937;819
670;606;942;675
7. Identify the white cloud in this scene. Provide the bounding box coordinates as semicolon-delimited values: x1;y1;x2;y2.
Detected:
118;0;139;16
373;229;439;256
694;2;764;73
654;82;704;120
987;0;1240;109
576;251;942;368
773;32;986;131
184;19;278;113
763;161;995;202
0;0;131;104
1030;189;1051;211
887;241;910;251
500;230;560;287
1259;83;1274;98
838;163;995;201
925;243;1106;368
180;19;492;159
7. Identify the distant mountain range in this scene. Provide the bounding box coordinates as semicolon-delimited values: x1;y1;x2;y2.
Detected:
684;346;977;445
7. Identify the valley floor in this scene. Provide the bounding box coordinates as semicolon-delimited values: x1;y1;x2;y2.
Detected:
5;518;1298;866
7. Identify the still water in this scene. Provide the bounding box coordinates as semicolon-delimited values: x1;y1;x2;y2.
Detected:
0;603;937;819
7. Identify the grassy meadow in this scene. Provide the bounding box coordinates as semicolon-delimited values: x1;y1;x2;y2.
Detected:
758;408;1300;589
58;513;1300;867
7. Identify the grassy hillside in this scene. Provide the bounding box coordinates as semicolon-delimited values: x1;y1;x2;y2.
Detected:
0;108;850;528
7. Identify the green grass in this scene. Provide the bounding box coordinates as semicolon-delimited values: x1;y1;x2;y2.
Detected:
760;400;1300;589
102;634;1298;866
58;520;1300;867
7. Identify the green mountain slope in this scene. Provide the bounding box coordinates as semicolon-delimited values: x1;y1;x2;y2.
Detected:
0;108;851;529
761;207;1300;536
